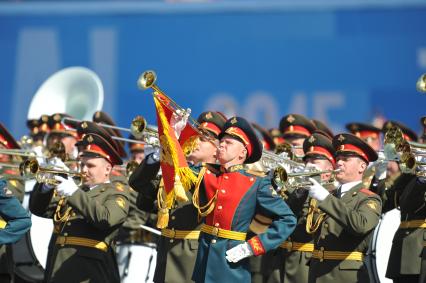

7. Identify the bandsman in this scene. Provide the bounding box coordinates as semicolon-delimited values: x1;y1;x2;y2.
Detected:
307;133;381;283
29;132;129;283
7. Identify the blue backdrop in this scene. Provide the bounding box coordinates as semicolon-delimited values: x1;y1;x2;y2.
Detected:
1;1;426;140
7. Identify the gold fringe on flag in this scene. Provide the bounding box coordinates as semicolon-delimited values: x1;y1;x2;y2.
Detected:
154;96;197;204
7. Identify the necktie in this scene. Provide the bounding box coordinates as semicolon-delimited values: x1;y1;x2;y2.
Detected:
335;186;342;198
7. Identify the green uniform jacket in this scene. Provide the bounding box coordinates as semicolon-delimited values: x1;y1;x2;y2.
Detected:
308;183;381;283
129;159;200;283
29;181;130;283
380;174;426;279
0;171;26;280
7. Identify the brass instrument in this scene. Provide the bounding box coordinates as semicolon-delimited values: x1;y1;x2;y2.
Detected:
0;148;43;159
273;166;340;189
137;70;218;145
113;160;139;178
20;158;85;186
62;116;160;147
261;149;304;172
417;73;426;93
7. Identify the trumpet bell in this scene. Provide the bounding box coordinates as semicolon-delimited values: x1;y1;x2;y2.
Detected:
137;70;157;90
417;74;426;93
27;67;104;120
130;116;147;139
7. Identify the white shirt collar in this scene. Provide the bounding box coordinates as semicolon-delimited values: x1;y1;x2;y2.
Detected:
88;180;110;191
340;180;362;195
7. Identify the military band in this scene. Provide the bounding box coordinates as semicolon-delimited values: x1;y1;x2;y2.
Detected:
1;70;426;283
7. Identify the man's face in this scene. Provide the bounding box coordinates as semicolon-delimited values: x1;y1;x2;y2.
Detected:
305;157;334;181
131;151;145;165
61;136;77;156
364;136;381;152
335;155;366;184
187;136;219;164
286;137;305;157
386;161;400;178
79;156;112;186
217;135;247;166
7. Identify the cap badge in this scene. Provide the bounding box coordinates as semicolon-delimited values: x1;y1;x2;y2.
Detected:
205;112;213;119
287;115;295;123
351;124;358;131
95;111;101;118
42;115;49;122
230;117;238;124
87;135;94;143
423;119;426;126
54;114;61;121
308;136;315;143
338;135;345;142
81;122;88;129
386;122;393;129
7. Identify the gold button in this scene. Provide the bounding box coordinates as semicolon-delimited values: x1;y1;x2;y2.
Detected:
170;239;174;243
207;170;211;174
171;216;176;220
321;235;326;239
250;177;254;182
67;222;71;226
221;189;226;194
324;223;328;228
64;233;68;236
224;176;229;179
405;231;410;235
218;205;223;210
215;223;220;227
211;239;216;244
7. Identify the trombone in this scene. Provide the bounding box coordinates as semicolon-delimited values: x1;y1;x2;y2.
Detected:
63;116;160;147
20;158;85;186
0;148;44;159
137;70;218;145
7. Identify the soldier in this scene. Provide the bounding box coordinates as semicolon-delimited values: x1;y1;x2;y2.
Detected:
380;117;426;283
129;111;226;283
306;133;381;283
29;133;129;283
191;116;296;283
0;123;31;283
345;122;382;151
277;132;337;283
311;119;334;140
279;114;317;158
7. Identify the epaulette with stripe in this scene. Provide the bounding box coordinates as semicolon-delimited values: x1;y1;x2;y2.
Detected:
245;169;267;177
359;188;377;196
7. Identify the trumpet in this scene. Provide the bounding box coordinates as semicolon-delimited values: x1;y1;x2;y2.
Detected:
261;149;305;172
273;167;341;188
113;160;139;178
417;73;426;93
0;148;44;159
20;158;85;186
137;70;218;145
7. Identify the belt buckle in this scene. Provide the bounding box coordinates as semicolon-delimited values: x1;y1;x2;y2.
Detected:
57;236;66;246
286;241;293;252
212;227;219;237
318;247;324;262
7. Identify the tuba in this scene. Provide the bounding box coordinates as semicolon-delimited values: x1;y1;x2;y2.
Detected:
27;66;104;121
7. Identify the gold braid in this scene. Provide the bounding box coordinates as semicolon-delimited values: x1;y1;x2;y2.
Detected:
305;198;326;234
53;196;72;232
192;167;218;218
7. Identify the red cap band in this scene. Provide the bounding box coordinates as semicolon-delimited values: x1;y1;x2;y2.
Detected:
306;146;335;164
85;144;111;162
355;131;379;139
283;125;311;137
338;144;369;162
201;122;221;137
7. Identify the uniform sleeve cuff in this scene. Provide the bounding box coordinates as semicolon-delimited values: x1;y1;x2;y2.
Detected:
247;236;266;256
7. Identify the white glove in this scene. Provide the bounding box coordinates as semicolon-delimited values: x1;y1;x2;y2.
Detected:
55;175;79;197
225;242;253;263
307;177;329;201
170;108;191;139
33;145;45;164
374;160;387;180
48;157;69;170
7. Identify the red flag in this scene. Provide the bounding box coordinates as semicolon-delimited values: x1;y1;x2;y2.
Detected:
154;93;197;207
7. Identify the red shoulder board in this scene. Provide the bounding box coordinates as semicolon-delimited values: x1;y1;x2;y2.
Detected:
360;188;376;196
